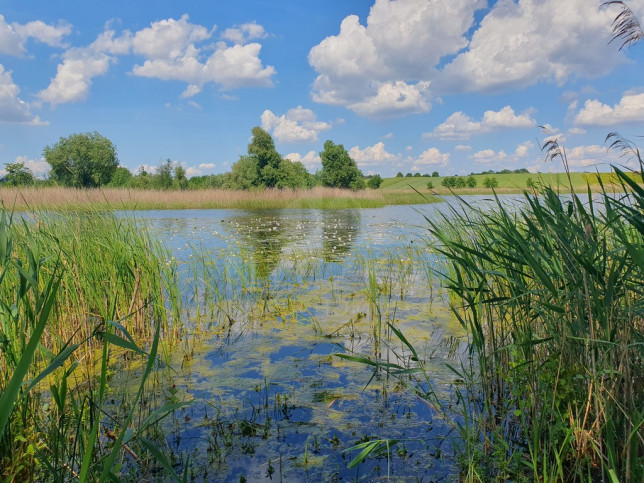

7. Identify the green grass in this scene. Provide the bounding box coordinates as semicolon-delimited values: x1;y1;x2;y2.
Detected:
381;172;629;191
0;209;187;481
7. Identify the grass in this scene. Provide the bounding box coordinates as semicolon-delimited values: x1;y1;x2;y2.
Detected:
381;171;640;193
0;186;440;211
424;159;644;480
0;209;188;481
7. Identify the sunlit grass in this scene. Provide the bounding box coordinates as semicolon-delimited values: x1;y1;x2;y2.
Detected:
0;186;441;211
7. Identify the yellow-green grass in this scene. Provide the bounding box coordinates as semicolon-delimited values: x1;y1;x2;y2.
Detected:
381;171;641;193
0;186;441;211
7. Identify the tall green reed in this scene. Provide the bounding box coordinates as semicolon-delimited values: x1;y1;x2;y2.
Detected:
0;208;189;481
426;152;643;480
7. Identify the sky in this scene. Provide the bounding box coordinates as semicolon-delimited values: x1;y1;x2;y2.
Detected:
1;0;644;179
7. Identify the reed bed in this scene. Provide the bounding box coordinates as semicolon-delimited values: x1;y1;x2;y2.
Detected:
427;161;644;480
0;186;439;211
0;209;187;481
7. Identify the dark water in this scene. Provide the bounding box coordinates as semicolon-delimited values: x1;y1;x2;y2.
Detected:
116;198;507;481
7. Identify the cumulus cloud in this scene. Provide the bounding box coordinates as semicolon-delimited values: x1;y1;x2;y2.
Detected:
0;14;71;56
473;149;507;163
437;0;625;93
261;106;332;143
0;65;46;124
348;80;431;118
308;0;482;116
284;151;321;171
410;147;450;171
574;92;644;126
565;144;624;169
348;142;401;168
39;15;275;105
130;15;275;92
427;106;537;140
221;22;268;44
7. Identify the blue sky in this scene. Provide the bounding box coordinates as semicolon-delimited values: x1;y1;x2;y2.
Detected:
1;0;643;178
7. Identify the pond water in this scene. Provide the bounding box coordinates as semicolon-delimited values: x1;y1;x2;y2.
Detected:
117;196;511;481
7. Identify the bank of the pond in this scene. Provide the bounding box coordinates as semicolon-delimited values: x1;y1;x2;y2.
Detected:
0;186;441;211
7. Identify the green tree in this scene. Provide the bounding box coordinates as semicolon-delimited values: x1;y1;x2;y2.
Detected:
426;180;434;189
367;174;383;189
108;166;133;187
466;176;477;188
441;176;456;188
483;177;498;188
3;162;35;186
432;171;439;177
173;164;188;190
396;172;404;177
320;140;365;190
249;126;283;188
275;159;312;189
226;156;261;189
405;172;413;177
154;160;174;189
43;131;118;187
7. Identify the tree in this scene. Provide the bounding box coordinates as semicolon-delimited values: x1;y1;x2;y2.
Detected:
367;174;383;189
426;180;434;189
249;126;283;188
173;164;188;190
155;160;174;189
413;172;421;177
320;140;365;190
108;166;133;187
483;177;498;188
432;171;439;177
3;162;34;186
43;132;118;187
405;172;413;177
466;176;477;188
396;172;404;177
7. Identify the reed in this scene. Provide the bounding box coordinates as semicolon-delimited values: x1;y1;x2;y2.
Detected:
427;155;644;480
0;208;188;481
0;186;440;211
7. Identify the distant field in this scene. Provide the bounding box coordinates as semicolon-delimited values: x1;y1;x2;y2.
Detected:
381;172;637;192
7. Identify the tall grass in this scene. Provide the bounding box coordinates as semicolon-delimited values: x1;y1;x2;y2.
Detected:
0;186;440;211
0;209;187;481
427;154;643;480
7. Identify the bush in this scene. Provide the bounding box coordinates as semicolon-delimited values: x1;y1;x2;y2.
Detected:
483;177;498;188
367;174;383;189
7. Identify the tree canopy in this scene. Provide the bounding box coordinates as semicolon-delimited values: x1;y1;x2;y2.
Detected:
3;162;35;186
43;132;119;187
319;140;365;190
226;127;311;190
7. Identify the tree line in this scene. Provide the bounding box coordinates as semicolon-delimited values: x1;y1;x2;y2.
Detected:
2;127;384;190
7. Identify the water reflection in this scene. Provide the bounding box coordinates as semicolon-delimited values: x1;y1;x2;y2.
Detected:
320;210;359;262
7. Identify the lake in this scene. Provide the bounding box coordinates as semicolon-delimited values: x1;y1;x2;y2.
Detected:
114;196;510;481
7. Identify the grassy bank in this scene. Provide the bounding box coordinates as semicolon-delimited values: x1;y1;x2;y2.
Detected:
0;186;440;211
381;171;640;193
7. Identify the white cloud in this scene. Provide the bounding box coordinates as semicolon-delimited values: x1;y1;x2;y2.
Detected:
574;93;644;126
411;147;450;171
261;106;332;143
473;149;507;164
514;141;535;158
568;127;587;135
438;0;626;93
565;144;624;169
427;106;537;140
199;163;215;169
131;16;275;91
185;166;202;177
39;15;275;105
221;22;268;45
348;142;401;167
348;80;431;118
38;49;113;105
284;151;321;171
454;144;472;151
308;0;483;115
0;14;71;56
0;65;46;124
384;132;394;139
